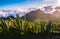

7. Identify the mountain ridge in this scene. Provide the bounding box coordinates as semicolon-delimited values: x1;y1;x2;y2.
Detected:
21;9;60;23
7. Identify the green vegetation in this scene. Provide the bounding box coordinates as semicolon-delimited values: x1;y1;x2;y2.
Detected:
0;14;60;35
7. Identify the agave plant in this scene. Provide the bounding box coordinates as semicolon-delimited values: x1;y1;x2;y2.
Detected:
40;21;46;33
30;19;41;34
46;21;53;33
0;20;8;34
0;14;59;35
9;14;27;35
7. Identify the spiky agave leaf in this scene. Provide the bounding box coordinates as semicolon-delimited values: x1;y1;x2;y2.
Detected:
46;21;53;33
31;19;41;34
0;20;8;33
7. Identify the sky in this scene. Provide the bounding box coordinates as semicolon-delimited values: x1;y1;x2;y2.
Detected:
0;0;60;9
0;0;60;17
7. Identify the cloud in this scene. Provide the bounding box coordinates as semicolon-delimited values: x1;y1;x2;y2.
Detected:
44;0;51;1
0;11;8;17
57;0;60;5
0;8;30;17
42;0;57;6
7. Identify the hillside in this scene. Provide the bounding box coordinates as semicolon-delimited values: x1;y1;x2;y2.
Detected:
21;9;60;23
22;9;52;21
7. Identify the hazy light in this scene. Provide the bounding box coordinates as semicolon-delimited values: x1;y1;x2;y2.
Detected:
57;0;60;5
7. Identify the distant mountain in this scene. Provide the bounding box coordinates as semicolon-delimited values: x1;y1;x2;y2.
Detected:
0;15;15;20
21;9;60;23
52;10;60;18
21;9;53;21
